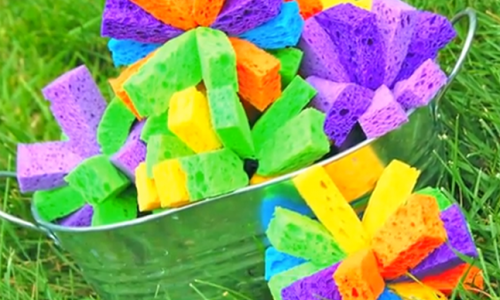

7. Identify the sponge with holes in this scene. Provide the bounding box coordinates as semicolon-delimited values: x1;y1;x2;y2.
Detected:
92;188;138;226
145;134;194;177
268;48;304;88
33;185;86;222
282;263;341;300
97;97;136;155
265;247;307;281
110;121;147;181
108;38;161;67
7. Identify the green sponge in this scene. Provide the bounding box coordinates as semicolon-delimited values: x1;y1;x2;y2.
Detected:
415;187;453;211
268;48;304;88
145;134;194;177
195;27;238;91
64;155;131;205
124;30;202;117
140;112;172;143
207;86;255;159
252;76;316;148
257;108;330;176
33;185;86;222
266;207;345;266
91;188;138;226
60;132;69;141
268;262;323;300
97;97;136;155
179;149;249;201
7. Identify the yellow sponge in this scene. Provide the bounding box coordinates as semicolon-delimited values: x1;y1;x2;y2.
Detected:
362;159;421;238
292;165;369;254
389;283;448;300
321;0;372;10
168;86;222;153
153;159;190;208
135;162;161;212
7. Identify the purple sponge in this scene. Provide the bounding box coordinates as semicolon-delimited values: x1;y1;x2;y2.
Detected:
16;142;85;193
110;121;147;181
372;0;417;87
59;204;94;227
42;65;106;157
212;0;282;36
358;85;408;139
101;0;183;44
298;17;350;83
315;4;386;90
392;59;447;110
406;204;478;280
281;263;341;300
394;11;456;83
306;76;373;147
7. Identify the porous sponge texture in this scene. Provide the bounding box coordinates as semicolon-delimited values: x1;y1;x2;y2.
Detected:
285;0;323;20
415;187;452;211
268;262;323;300
145;134;194;177
97;97;136;155
153;159;191;208
193;0;225;27
107;38;161;67
33;185;86;222
140;111;171;142
92;188;138;226
135;162;161;212
129;0;197;30
265;247;306;281
421;264;484;295
268;48;304;88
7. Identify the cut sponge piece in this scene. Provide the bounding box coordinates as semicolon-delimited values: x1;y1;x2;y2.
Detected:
140;112;172;143
292;165;369;254
265;247;306;281
268;48;304;88
320;0;372;11
266;207;345;266
92;188;138;226
415;187;453;211
195;27;238;91
307;76;373;147
239;1;305;50
59;204;94;227
107;38;161;67
129;0;197;30
136;162;161;212
33;185;86;222
268;262;324;300
252;76;317;149
145;134;194;178
371;194;447;279
362;159;421;239
282;263;341;300
101;0;183;44
168;86;222;153
389;283;448;300
193;0;225;27
229;37;281;112
207;86;255;159
298;17;350;83
212;0;282;36
393;59;447;110
333;249;385;300
124;30;202;117
65;155;131;205
42;65;106;157
315;4;386;90
16;142;85;193
285;0;322;20
358;85;409;139
421;264;484;295
97;97;136;155
110;121;147;181
378;288;402;300
257;108;330;176
153;159;190;208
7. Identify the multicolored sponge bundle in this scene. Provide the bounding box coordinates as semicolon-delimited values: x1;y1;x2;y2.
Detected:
264;160;484;300
16;0;456;228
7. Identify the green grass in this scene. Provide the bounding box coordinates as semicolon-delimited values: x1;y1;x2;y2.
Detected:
0;0;499;299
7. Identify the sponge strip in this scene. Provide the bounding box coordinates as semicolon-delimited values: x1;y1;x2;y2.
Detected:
140;112;172;143
193;0;225;27
421;264;484;295
285;0;322;20
92;188;138;226
59;204;94;227
33;185;86;222
107;39;161;67
136;162;161;212
415;187;453;211
282;263;341;300
268;48;304;88
265;247;306;281
153;159;190;208
389;283;448;300
110;121;147;181
145;134;194;178
97;97;136;155
268;262;323;300
129;0;197;30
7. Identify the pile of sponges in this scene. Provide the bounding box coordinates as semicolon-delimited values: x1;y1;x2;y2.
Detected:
16;0;456;227
265;160;483;300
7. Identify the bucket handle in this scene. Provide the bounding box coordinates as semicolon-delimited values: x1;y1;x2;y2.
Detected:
0;8;478;234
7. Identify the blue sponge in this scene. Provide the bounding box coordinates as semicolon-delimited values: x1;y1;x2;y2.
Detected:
378;288;402;300
265;247;306;281
260;196;315;231
108;39;161;67
239;1;304;50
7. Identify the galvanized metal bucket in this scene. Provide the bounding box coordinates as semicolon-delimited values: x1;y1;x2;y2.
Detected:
0;9;477;300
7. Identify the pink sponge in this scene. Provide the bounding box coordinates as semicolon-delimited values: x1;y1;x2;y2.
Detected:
41;65;106;157
110;121;147;181
16;142;85;193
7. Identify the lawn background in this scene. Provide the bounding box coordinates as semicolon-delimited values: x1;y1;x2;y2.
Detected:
0;0;499;299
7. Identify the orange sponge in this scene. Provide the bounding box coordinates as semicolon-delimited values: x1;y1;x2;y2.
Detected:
334;249;385;300
285;0;323;19
229;37;281;112
129;0;197;30
371;194;447;279
193;0;225;26
422;264;484;295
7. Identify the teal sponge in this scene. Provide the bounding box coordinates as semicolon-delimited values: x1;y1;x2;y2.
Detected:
266;207;345;266
91;188;138;226
208;86;255;159
33;185;86;222
257;108;330;176
97;97;136;155
252;76;316;149
268;48;304;88
145;134;194;177
140;112;171;143
123;30;202;117
195;27;238;91
64;155;131;205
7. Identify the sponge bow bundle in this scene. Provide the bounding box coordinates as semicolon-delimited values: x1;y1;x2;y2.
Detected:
16;0;456;228
265;160;484;300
